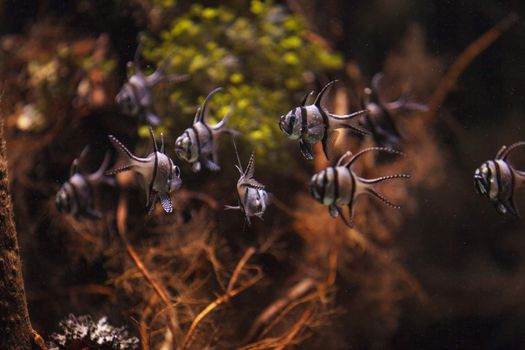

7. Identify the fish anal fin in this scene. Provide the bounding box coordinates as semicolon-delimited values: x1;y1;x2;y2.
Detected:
329;204;339;218
159;193;173;213
299;139;314;160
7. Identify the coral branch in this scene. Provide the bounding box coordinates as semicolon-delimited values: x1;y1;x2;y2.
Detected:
426;13;518;121
180;250;263;350
116;195;179;349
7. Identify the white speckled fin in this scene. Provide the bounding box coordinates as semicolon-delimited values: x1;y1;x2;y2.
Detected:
159;193;173;213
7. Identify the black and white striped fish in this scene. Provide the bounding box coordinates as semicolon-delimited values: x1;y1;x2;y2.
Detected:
309;147;409;227
361;73;428;149
56;147;114;220
106;128;182;214
279;80;368;160
174;87;238;172
474;141;525;217
115;44;189;125
225;139;269;226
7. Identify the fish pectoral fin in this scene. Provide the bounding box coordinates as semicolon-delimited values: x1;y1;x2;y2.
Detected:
205;160;221;172
299;139;314;160
225;205;240;211
159;193;173;213
145;111;160;126
329;204;339;218
147;192;158;215
86;208;102;219
192;162;202;173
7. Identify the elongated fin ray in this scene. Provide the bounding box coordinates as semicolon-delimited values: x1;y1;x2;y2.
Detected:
329;109;368;120
365;187;401;208
343;147;404;169
105;164;133;176
496;141;525;160
360;174;410;185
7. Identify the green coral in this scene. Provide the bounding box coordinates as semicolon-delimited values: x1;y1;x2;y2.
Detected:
142;0;343;165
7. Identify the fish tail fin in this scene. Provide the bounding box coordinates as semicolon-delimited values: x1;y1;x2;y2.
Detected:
358;173;410;209
106;135;137;175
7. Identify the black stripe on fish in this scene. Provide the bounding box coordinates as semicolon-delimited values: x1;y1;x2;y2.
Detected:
184;130;192;160
69;181;82;214
333;167;339;205
191;126;201;157
318;106;330;159
288;111;296;135
149;151;159;205
493;160;502;198
320;169;328;201
349;171;356;211
202;120;213;140
486;162;493;196
300;106;308;137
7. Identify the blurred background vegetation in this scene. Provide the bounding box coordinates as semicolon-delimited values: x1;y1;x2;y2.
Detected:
1;0;525;349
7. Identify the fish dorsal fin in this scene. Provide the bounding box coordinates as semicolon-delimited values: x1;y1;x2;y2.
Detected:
200;87;223;124
149;127;158;153
70;159;79;177
314;80;338;108
70;145;90;176
343;147;404;169
133;42;143;75
244;153;256;178
336;151;354;167
89;151;111;180
301;91;315;106
193;107;203;124
371;73;384;96
496;141;525;160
